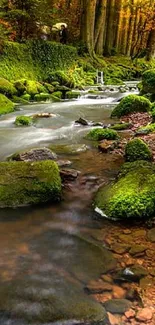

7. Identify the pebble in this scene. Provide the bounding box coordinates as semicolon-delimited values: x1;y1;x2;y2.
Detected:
136;308;153;321
107;312;120;325
125;309;136;319
112;285;126;299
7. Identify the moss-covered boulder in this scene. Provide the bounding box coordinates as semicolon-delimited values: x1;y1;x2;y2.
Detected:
15;115;33;126
0;161;61;208
125;139;152;162
94;161;155;220
12;96;29;105
111;95;152;118
14;79;48;98
0;94;15;115
21;93;31;101
142;70;155;94
34;93;50;102
104;78;124;85
86;128;118;141
0;78;17;97
66;90;81;99
52;91;62;99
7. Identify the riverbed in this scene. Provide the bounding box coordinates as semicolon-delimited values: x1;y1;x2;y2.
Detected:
1;88;152;325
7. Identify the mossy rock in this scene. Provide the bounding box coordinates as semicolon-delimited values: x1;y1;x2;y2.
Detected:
52;91;62;99
47;70;74;88
94;161;155;220
21;93;31;101
0;94;15;115
136;123;155;135
111;95;152;118
14;79;27;96
125;139;152;162
110;123;131;131
151;106;155;122
142;70;155;94
0;78;17;97
43;82;55;93
15;115;33;126
66;91;81;99
12;96;29;105
86;128;118;141
34;93;50;102
0;161;61;208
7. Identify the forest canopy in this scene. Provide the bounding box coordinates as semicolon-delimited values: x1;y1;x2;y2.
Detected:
0;0;154;59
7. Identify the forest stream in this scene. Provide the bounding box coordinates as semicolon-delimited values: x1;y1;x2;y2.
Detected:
0;88;154;325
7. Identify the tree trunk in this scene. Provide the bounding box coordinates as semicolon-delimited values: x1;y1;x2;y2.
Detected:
146;28;155;60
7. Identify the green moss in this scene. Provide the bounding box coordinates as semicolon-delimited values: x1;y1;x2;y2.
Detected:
14;79;27;96
15;115;33;126
34;93;50;102
0;160;61;207
125;139;152;162
151;107;155;122
47;70;74;88
43;82;55;93
137;123;155;134
0;41;77;82
21;93;31;101
104;78;124;85
86;128;118;141
12;96;29;105
95;161;155;220
0;78;17;97
0;94;15;115
110;123;131;130
142;70;155;94
52;91;62;99
111;95;152;118
66;91;81;99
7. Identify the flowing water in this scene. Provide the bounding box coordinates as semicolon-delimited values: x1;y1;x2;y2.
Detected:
0;89;137;324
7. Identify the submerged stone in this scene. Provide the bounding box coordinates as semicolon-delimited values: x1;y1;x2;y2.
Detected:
0;160;61;207
147;227;155;242
11;147;57;162
103;299;132;314
94;161;155;220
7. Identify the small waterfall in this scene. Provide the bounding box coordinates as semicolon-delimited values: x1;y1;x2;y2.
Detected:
96;70;104;84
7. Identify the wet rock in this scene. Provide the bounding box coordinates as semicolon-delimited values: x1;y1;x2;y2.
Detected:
60;168;80;181
147;228;155;242
126;288;140;301
75;117;89;126
91;122;104;127
133;229;146;237
125;309;136;319
103;299;132;314
129;244;147;256
101;275;113;284
123;265;148;281
56;160;72;167
112;285;126;299
107;312;120;325
135;129;150;135
136;308;153;321
86;279;113;294
98;140;118;153
11;147;57;162
110;244;130;254
33;113;56;118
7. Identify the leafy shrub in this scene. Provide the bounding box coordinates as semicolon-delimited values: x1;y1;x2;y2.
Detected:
111;95;152;118
15;115;33;126
125;139;152;162
0;94;15;115
104;78;124;85
94;161;155;220
0;78;17;97
86;128;118;141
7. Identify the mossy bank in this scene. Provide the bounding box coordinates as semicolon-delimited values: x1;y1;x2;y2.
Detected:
0;160;61;208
